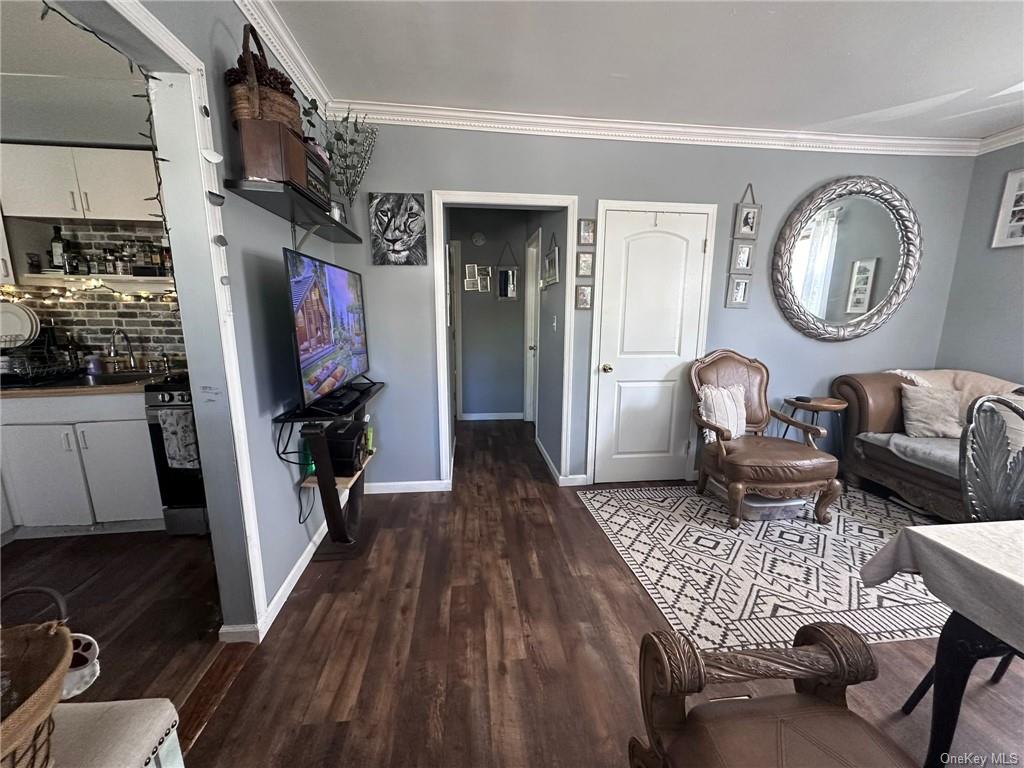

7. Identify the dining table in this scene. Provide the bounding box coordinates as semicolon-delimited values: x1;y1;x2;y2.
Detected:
861;519;1024;768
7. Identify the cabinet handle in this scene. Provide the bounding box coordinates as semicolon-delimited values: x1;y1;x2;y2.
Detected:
1;260;9;278
62;432;73;451
82;192;91;212
78;429;88;449
69;191;77;211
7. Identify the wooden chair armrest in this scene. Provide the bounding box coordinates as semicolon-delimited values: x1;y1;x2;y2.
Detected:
771;408;827;447
692;410;733;442
630;623;876;766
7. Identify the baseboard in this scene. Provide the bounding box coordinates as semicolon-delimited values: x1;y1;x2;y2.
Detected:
365;479;452;494
458;412;524;421
5;519;165;541
558;474;589;487
218;623;261;644
535;435;561;482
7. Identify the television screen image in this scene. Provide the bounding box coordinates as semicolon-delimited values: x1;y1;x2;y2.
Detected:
285;249;369;407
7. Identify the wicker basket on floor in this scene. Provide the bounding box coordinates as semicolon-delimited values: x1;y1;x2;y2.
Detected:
1;589;73;768
227;23;301;133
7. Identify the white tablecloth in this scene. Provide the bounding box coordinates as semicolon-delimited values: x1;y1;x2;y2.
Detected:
861;520;1024;651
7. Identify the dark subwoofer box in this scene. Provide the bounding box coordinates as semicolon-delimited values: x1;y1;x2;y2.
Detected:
325;421;368;476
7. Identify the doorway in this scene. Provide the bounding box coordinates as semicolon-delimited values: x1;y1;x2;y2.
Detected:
587;200;717;483
431;192;578;486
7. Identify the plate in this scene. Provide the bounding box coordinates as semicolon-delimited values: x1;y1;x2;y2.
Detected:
0;302;40;348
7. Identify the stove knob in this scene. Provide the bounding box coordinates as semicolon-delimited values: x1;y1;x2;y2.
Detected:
159;392;173;403
177;392;191;403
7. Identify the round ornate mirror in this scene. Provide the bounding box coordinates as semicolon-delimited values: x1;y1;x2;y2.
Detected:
772;176;921;341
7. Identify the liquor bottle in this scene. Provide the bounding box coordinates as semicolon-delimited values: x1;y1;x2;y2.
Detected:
87;251;100;275
50;226;65;270
160;236;173;277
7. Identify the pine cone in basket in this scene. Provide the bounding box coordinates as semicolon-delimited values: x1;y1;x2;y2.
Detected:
223;52;295;98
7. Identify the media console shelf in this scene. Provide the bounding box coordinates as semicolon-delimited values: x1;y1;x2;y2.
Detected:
274;381;384;553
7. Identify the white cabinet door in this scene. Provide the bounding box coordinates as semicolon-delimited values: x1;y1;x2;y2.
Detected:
71;148;161;221
0;424;93;526
0;145;82;218
76;420;163;522
0;210;14;286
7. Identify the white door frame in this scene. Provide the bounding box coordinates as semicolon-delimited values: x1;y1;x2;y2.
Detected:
431;191;578;482
523;227;541;422
585;199;717;484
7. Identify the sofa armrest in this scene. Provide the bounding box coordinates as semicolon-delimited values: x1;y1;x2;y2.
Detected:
831;373;906;457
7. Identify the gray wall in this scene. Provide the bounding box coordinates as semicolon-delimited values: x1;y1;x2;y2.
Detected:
937;142;1024;383
449;208;528;416
823;198;901;323
529;209;568;466
354;125;974;477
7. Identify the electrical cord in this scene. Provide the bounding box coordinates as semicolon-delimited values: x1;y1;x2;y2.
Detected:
274;422;319;524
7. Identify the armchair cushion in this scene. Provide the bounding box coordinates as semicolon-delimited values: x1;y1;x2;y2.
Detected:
698;384;747;443
710;436;838;484
665;693;915;768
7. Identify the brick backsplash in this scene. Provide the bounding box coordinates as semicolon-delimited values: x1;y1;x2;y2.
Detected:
58;219;166;254
19;288;185;360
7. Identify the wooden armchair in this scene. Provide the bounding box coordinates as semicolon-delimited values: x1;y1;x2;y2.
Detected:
629;623;916;768
690;349;841;528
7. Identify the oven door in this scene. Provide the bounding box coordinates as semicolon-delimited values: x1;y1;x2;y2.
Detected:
146;405;206;509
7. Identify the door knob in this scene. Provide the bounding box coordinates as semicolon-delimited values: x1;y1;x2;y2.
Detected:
528;345;537;351
601;363;614;373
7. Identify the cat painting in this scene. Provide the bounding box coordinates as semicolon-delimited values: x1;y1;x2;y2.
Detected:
368;193;427;266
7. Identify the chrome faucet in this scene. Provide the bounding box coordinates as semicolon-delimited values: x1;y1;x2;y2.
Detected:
108;329;138;371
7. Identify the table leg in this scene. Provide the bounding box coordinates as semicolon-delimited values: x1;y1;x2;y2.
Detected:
924;611;1013;768
781;405;796;440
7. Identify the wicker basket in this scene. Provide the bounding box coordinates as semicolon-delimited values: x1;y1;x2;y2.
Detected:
1;589;73;768
228;24;301;133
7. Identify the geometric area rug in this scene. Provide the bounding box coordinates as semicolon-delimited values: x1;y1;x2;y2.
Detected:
578;486;950;651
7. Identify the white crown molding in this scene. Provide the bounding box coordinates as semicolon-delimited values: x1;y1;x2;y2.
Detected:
978;124;1024;155
233;0;330;107
238;1;1018;157
326;99;986;157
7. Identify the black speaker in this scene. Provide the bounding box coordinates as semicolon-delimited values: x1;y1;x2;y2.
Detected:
325;421;368;476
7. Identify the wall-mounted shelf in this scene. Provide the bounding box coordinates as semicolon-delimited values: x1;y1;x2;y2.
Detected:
224;179;362;245
14;274;175;292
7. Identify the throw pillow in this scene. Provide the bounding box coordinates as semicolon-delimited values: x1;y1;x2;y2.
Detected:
698;384;746;443
901;384;961;438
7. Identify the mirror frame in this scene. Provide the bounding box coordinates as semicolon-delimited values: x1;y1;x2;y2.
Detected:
771;176;922;341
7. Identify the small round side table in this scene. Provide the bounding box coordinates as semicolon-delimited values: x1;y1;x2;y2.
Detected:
781;397;848;457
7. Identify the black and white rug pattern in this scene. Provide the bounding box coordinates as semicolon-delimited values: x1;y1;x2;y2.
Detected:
578;486;949;651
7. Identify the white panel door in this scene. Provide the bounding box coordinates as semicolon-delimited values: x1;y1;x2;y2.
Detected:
0;424;94;526
76;420;163;522
594;209;712;482
0;144;82;218
71;147;161;221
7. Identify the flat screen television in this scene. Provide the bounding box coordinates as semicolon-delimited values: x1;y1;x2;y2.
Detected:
284;248;369;408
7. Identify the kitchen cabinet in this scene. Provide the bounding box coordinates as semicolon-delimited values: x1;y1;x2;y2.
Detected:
76;420;162;522
0;145;82;218
0;144;160;221
0;424;94;526
0;209;14;286
70;147;161;221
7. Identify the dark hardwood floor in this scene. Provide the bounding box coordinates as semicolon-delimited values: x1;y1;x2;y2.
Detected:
4;421;1020;765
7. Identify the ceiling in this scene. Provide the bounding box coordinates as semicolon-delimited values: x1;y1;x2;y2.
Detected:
272;0;1024;140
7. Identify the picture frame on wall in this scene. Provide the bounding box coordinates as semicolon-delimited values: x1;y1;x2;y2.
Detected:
992;168;1024;248
576;251;594;277
733;203;762;240
725;275;750;308
541;244;560;288
464;277;479;292
729;241;754;274
578;218;596;246
465;264;478;280
477;265;492;279
575;285;593;310
477;275;491;293
846;257;878;314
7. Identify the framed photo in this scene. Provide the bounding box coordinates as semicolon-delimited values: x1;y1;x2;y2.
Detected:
992;168;1024;248
464;277;479;292
730;241;754;274
369;193;427;265
733;203;762;240
725;275;750;308
477;265;492;279
541;245;560;288
575;285;593;310
578;218;596;246
576;251;594;277
477;275;491;293
846;258;878;314
465;264;478;280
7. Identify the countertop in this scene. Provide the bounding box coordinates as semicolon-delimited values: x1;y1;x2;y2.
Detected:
1;377;161;398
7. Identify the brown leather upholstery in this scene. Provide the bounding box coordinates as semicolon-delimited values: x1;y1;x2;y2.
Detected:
664;694;916;768
691;349;771;431
831;372;964;521
710;436;839;483
691;349;841;528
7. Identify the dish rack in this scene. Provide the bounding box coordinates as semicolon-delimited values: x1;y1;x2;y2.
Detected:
1;337;79;385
